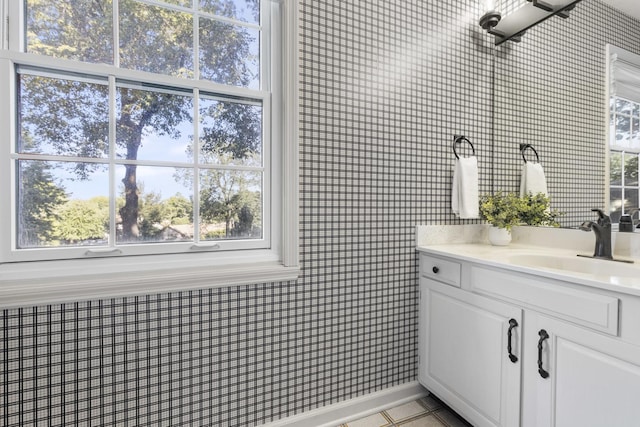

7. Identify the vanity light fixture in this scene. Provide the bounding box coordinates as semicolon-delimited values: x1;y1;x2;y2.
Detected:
479;10;502;32
480;0;582;46
479;0;502;32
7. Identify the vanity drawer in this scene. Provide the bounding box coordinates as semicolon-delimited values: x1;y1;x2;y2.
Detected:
420;254;461;287
471;266;619;336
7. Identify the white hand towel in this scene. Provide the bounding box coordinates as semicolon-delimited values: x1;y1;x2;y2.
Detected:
452;157;479;219
519;162;548;197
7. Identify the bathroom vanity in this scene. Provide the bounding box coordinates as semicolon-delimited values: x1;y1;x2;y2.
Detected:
417;241;640;427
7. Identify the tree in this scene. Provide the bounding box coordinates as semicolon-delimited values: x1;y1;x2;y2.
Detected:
198;153;262;238
26;0;113;64
115;87;192;240
164;193;193;225
116;187;193;240
200;101;262;158
18;161;68;247
136;191;166;239
52;197;109;243
184;99;263;239
22;0;259;242
231;195;260;236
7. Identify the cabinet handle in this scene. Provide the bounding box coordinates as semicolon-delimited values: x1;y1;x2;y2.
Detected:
537;329;550;379
507;318;518;363
432;266;439;274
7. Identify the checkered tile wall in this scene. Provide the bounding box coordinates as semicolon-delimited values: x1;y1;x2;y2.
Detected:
2;1;636;426
493;0;640;226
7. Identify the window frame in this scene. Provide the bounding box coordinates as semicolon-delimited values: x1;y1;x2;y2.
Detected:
608;95;640;223
0;0;299;307
607;44;640;226
11;65;272;260
608;147;640;224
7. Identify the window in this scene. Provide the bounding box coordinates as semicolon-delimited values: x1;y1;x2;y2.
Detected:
609;97;640;224
0;0;299;304
609;45;640;224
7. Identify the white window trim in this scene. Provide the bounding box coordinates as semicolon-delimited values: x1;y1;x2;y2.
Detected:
0;0;299;308
6;63;272;261
607;44;640;220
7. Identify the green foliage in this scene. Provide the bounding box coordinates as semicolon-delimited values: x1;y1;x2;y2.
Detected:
626;155;638;182
610;152;622;185
19;74;110;180
52;198;109;243
27;0;113;63
479;192;522;231
204;230;226;239
232;205;254;236
18;161;68;246
117;188;193;240
164;194;193;224
136;192;193;239
480;192;564;231
138;192;165;239
519;193;563;227
200;102;261;159
119;0;194;78
198;158;262;238
610;151;638;186
22;0;260;242
200;186;261;238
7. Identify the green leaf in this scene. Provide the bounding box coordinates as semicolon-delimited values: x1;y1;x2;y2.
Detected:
480;192;564;230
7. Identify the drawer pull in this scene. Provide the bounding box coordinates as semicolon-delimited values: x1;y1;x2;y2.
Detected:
537;329;550;379
421;255;461;287
507;318;518;363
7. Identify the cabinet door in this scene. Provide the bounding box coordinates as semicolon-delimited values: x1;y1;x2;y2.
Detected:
419;277;522;427
523;313;640;427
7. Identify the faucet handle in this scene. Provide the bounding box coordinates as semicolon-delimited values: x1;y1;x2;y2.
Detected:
591;209;611;226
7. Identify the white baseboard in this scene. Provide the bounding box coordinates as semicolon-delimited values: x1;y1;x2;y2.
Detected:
260;382;428;427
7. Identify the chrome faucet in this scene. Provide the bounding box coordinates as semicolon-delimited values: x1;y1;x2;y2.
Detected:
579;209;612;260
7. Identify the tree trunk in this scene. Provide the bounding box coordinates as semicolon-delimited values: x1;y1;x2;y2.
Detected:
120;163;139;241
118;105;142;241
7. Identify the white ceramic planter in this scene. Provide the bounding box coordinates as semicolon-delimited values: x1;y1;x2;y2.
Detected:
488;226;512;246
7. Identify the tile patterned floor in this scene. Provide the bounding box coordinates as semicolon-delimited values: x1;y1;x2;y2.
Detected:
338;394;473;427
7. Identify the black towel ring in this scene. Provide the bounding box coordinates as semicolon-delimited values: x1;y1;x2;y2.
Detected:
453;135;476;159
519;143;540;163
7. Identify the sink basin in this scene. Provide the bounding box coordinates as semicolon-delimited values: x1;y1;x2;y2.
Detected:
507;254;639;278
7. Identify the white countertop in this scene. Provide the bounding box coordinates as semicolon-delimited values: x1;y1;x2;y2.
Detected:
417;243;640;298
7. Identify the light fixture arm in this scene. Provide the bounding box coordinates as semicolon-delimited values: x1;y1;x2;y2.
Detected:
479;0;582;46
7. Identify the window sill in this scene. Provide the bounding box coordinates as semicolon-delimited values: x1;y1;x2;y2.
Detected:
0;250;300;308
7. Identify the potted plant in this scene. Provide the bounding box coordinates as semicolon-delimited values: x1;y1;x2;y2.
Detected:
519;193;562;227
479;191;522;245
480;192;564;245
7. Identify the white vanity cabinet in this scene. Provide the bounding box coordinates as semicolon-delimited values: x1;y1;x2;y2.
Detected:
418;251;640;427
522;313;640;427
419;255;522;427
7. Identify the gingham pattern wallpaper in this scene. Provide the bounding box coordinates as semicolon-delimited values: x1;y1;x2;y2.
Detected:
493;0;640;227
1;1;636;426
